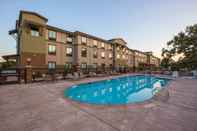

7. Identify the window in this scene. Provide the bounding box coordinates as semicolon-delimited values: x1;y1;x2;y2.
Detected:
101;42;105;48
122;55;125;59
92;63;97;68
126;50;128;54
61;34;66;43
67;36;72;44
65;62;72;69
101;52;105;59
81;63;87;69
66;47;72;56
108;45;112;50
81;36;87;44
48;62;56;69
117;54;120;59
81;48;87;57
109;53;112;59
48;45;56;54
30;27;39;37
93;40;97;47
48;30;56;40
93;51;98;58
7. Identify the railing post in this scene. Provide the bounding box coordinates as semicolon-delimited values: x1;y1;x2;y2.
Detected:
25;66;32;83
17;68;21;84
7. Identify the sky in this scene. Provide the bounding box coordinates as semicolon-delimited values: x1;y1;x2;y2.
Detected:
0;0;197;58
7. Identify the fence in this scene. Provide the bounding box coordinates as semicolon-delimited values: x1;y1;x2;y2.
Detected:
0;66;134;84
0;67;25;84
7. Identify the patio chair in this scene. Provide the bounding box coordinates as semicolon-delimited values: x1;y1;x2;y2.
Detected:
66;73;79;80
79;72;86;79
55;73;63;80
65;73;74;79
42;74;52;81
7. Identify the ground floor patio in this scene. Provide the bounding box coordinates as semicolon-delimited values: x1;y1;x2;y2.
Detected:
0;74;197;131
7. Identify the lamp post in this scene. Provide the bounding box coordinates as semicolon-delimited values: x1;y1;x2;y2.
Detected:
26;58;31;66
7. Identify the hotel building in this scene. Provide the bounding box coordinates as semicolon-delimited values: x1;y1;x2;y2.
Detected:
133;50;148;67
8;10;160;70
146;52;160;67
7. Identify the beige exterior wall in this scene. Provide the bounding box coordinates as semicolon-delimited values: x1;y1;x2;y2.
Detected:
149;56;160;67
114;48;129;67
21;13;47;25
110;39;130;68
45;30;73;66
15;10;160;69
19;12;47;66
20;14;47;54
73;34;113;67
134;51;148;67
128;50;134;67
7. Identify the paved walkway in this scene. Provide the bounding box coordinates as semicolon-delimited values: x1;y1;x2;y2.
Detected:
0;75;197;131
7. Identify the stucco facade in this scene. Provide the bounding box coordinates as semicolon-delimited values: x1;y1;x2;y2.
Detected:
10;10;160;70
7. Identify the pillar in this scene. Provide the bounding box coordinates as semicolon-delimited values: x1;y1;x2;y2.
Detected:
25;66;32;83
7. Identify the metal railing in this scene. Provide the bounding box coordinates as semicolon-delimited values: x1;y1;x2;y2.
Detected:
0;67;25;84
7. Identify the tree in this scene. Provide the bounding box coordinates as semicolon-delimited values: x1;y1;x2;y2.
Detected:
160;57;174;69
162;24;197;70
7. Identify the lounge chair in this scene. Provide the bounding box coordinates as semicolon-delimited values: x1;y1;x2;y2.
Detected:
79;72;86;79
65;73;74;79
66;72;80;80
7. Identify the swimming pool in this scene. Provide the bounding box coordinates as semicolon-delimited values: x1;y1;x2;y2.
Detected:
64;75;170;105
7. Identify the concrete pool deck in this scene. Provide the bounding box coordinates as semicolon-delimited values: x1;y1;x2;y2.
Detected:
0;74;197;131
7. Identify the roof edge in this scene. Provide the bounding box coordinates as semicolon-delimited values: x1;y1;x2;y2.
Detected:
74;31;110;43
20;10;48;22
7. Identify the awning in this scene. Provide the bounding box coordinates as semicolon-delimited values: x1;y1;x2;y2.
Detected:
2;54;19;61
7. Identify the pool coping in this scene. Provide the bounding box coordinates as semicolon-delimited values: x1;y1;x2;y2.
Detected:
63;74;174;109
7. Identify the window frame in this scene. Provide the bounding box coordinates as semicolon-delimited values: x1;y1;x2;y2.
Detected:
67;36;73;44
48;44;56;55
48;61;56;69
108;44;112;50
81;36;87;44
101;42;105;48
81;63;87;69
117;54;120;59
48;30;57;41
66;47;73;57
93;40;98;47
30;26;39;37
101;52;105;59
65;62;72;69
93;51;98;58
122;55;125;59
109;53;112;59
81;48;87;57
60;34;66;43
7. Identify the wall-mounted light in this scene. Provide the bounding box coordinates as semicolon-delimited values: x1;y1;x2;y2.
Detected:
26;58;31;65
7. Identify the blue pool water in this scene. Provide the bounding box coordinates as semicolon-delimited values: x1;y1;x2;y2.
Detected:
64;75;170;105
